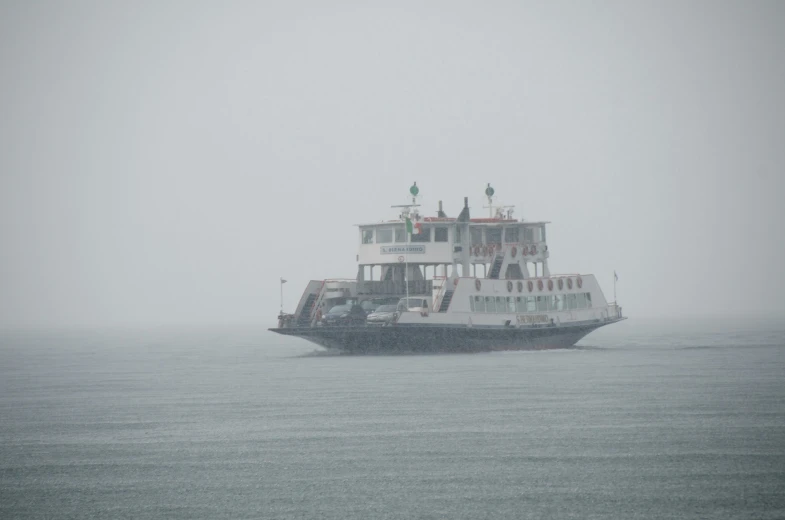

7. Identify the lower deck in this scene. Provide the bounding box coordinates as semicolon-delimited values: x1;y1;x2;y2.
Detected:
270;317;625;354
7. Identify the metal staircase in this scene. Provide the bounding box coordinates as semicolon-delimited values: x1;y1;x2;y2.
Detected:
438;290;454;312
296;293;318;326
488;253;504;279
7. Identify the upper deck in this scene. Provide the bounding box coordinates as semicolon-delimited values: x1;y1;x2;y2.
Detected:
357;217;550;266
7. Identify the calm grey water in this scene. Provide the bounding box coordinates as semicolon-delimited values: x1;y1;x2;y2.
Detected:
1;317;784;519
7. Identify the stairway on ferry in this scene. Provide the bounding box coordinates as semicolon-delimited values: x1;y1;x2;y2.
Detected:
297;293;318;326
489;253;504;279
438;290;454;312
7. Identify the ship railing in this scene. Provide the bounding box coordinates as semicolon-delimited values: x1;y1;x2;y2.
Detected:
607;302;623;319
277;312;297;328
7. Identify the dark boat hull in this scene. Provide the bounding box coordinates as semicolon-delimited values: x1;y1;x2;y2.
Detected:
269;319;623;354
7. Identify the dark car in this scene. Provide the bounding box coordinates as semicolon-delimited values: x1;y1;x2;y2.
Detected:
322;304;367;326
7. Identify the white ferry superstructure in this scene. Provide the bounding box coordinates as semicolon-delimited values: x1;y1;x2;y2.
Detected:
271;183;625;353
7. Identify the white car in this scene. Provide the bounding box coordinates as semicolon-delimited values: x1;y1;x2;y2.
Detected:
396;297;431;315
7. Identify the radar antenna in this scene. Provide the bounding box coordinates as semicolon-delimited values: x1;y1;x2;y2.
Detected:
391;182;421;220
481;183;516;220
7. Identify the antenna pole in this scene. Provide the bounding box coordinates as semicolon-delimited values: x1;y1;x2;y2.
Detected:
405;226;409;307
613;272;617;304
484;183;496;217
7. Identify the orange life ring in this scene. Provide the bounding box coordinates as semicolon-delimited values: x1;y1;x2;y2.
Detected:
558;278;564;290
548;279;554;291
527;280;534;292
567;278;573;290
475;279;482;291
507;281;513;292
511;246;517;258
517;281;523;293
530;245;537;255
577;277;583;288
537;279;544;291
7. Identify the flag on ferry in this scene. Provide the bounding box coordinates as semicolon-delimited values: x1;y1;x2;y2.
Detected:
405;217;421;235
280;278;287;284
614;271;618;281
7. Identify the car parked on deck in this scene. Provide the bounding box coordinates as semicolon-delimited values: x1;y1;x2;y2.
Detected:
365;304;398;326
322;304;367;326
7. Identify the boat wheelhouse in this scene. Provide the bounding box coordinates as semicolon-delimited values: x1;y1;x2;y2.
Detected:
271;183;624;353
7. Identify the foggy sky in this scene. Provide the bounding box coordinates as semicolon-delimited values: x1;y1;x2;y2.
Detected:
1;1;784;328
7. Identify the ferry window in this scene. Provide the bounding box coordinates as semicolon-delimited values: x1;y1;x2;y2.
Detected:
577;293;587;309
540;226;547;242
548;295;558;311
496;297;505;312
376;229;393;243
536;296;548;312
586;293;592;307
515;296;524;312
474;296;485;312
486;228;502;245
434;227;448;242
567;294;577;310
504;227;519;243
411;227;430;242
523;227;534;242
394;227;406;243
471;227;483;245
507;297;516;313
362;229;374;244
526;297;536;312
485;296;496;313
554;295;565;311
469;296;475;312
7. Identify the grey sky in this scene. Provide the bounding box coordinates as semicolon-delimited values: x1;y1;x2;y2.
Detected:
1;1;784;328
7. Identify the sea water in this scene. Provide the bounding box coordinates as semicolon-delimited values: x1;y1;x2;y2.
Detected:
1;317;783;519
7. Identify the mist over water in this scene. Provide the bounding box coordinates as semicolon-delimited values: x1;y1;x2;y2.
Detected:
2;318;784;519
2;2;784;518
2;1;785;328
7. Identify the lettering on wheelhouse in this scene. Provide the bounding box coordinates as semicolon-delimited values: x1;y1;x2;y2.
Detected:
380;245;426;254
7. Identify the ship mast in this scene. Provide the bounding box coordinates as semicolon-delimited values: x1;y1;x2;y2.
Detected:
390;182;421;307
482;183;495;218
482;183;515;220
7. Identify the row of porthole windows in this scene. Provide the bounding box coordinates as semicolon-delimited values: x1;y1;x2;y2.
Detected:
469;293;592;313
470;226;543;245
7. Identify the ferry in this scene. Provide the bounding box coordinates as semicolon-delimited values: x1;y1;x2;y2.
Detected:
270;183;624;353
